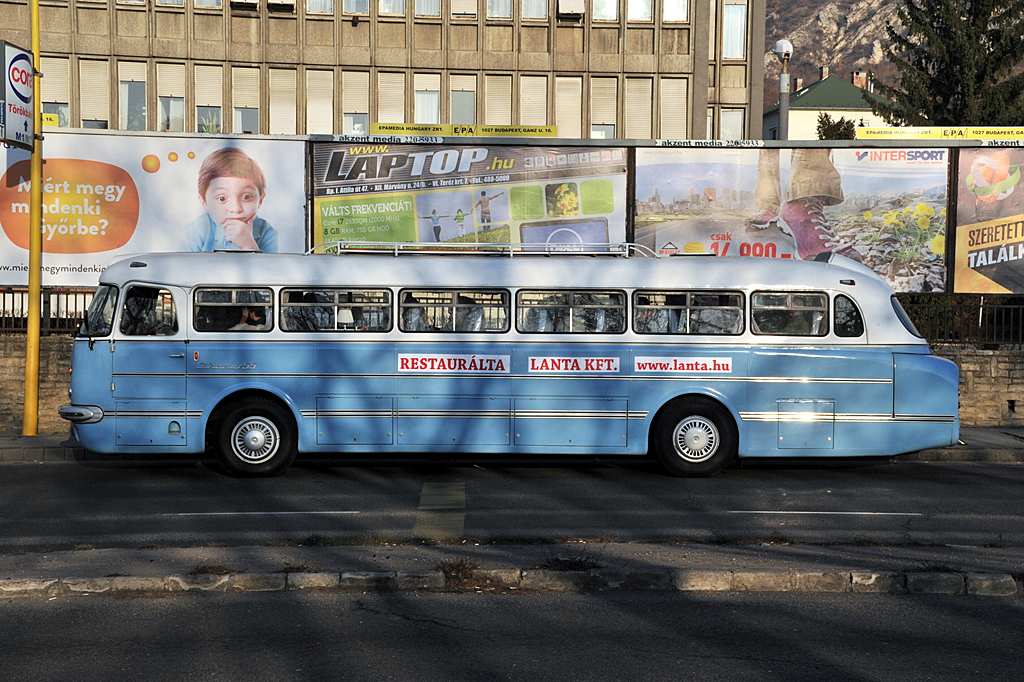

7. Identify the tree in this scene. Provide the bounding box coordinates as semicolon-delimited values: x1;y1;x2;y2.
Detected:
816;113;857;140
867;0;1024;125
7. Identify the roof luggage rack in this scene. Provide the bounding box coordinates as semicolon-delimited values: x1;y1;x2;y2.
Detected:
308;241;659;258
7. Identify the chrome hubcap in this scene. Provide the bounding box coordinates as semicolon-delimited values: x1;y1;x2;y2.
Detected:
232;417;279;464
672;417;719;463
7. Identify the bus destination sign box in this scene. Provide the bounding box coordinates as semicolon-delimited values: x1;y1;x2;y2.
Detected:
1;41;34;152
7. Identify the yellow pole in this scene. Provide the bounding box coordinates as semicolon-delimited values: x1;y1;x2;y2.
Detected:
22;0;42;436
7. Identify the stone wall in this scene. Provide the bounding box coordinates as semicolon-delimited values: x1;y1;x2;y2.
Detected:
0;337;1019;435
940;347;1024;428
1;336;73;436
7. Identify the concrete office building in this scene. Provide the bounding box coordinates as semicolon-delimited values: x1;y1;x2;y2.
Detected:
0;0;765;139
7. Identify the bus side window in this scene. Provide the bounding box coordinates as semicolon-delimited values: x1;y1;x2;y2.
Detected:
194;288;273;332
752;292;827;336
834;294;865;337
120;286;179;336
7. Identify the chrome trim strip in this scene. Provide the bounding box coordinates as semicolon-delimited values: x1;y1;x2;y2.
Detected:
740;411;956;424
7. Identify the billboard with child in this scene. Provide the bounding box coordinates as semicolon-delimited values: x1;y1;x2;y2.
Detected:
311;141;628;250
0;132;306;286
635;147;949;292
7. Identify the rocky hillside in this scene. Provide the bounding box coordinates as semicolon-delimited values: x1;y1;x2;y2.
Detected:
763;0;901;104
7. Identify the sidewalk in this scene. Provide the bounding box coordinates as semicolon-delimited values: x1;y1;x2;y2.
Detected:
0;428;1021;600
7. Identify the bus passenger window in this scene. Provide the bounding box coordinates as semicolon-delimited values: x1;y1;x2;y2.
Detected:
120;286;178;336
752;292;827;336
834;294;865;337
517;290;623;334
517;292;571;333
634;291;742;335
281;290;334;331
194;288;273;332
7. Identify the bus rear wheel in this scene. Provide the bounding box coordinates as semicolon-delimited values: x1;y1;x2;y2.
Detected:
652;397;737;477
216;398;297;477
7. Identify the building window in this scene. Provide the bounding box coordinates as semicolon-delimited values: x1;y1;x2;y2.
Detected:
156;0;184;5
269;69;297;135
590;77;617;139
378;72;406;123
484;75;512;126
380;0;405;13
663;0;687;20
627;0;651;21
722;0;747;59
522;0;546;18
659;78;688;139
414;74;440;124
451;0;476;16
720;109;744;139
232;66;260;134
195;64;223;133
592;0;616;21
198;106;222;134
157;63;185;132
520;76;547;125
118;62;147;131
624;78;652;139
344;0;369;13
307;70;335;134
308;0;333;11
158;97;184;132
343;71;370;134
195;0;222;6
416;0;440;14
41;57;70;128
488;0;511;17
450;75;476;125
555;76;582;138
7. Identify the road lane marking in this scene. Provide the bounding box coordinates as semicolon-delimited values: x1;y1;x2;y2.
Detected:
413;482;466;539
162;511;360;517
727;511;923;516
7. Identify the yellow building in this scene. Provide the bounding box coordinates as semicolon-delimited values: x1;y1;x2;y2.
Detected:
1;0;765;139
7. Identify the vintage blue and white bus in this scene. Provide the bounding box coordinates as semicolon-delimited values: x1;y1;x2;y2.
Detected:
59;245;959;477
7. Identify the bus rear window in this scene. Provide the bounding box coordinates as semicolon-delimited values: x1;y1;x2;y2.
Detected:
281;289;392;332
80;284;117;337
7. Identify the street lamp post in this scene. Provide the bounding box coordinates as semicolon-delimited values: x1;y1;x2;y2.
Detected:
772;39;793;141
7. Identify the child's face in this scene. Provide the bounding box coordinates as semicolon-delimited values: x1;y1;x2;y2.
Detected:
201;176;264;227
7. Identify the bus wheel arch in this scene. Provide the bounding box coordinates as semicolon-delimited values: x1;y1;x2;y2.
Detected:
211;394;298;477
650;395;738;477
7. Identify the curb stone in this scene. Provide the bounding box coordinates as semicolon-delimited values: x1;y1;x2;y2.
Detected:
0;570;1019;600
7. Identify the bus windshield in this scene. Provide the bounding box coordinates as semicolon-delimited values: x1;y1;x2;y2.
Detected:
79;285;118;337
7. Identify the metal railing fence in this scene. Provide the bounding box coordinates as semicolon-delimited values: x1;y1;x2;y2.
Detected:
3;287;1024;347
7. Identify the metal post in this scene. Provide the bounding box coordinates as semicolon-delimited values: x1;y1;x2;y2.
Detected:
779;55;790;141
22;0;43;435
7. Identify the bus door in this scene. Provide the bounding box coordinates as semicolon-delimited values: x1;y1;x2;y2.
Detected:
111;284;189;447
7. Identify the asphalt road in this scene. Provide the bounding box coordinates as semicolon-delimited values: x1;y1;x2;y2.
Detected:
1;459;1022;551
1;592;1021;682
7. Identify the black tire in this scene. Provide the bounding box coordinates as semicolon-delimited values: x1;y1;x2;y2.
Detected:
651;397;737;477
215;398;297;477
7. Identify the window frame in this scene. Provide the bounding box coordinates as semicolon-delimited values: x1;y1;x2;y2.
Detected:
280;288;394;333
399;288;511;334
516;289;627;334
193;287;274;333
751;290;829;337
633;290;744;336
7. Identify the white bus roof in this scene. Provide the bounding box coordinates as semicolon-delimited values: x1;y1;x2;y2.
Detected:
101;250;891;296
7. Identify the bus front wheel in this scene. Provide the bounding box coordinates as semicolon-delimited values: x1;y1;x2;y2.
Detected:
652;398;737;477
216;398;297;477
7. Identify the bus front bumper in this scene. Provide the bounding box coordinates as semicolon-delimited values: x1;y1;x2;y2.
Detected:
59;404;104;424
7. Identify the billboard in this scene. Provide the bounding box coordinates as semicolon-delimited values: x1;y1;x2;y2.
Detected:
0;132;307;286
954;148;1024;293
311;141;628;250
635;147;949;292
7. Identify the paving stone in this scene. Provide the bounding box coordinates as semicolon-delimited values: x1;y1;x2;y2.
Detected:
168;574;231;592
340;571;397;591
965;573;1018;596
732;571;793;592
396;571;446;591
673;570;733;592
0;578;59;597
793;572;850;593
287;572;340;590
229;573;286;592
906;572;965;595
851;571;901;593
